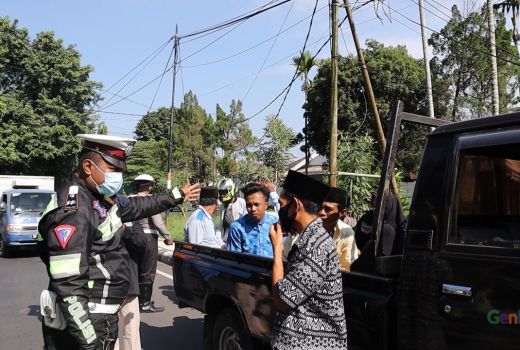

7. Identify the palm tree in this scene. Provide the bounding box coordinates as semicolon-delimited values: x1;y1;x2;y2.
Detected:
292;50;316;174
495;0;520;57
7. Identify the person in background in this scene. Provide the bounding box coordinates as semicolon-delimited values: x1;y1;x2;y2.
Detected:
115;225;145;350
132;174;174;313
268;170;347;350
227;182;278;257
185;187;226;249
354;191;405;256
217;178;246;243
319;187;358;271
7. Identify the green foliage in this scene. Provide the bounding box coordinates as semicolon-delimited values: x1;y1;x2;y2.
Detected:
0;17;101;184
304;40;430;173
125;139;168;187
172;91;217;182
214;100;257;177
429;5;520;120
134;107;170;141
234;151;272;185
336;133;379;219
97;123;108;135
257;115;295;182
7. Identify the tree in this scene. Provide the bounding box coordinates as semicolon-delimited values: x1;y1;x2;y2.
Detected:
303;40;431;173
0;17;101;184
214;100;257;177
292;50;317;173
172;91;216;182
234;152;272;185
134;107;170;141
495;0;520;57
97;122;108;135
257;116;295;182
336;134;378;219
429;5;520;120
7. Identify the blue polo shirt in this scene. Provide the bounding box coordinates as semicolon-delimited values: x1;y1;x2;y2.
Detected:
227;212;278;257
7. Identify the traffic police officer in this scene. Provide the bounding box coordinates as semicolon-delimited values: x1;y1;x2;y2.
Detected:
131;174;173;313
37;134;200;350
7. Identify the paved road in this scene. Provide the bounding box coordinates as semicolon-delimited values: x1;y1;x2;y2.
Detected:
0;248;203;349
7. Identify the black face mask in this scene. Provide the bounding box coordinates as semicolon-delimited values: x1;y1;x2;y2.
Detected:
278;200;296;233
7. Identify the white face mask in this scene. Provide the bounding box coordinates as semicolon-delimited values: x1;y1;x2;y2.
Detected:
88;160;124;196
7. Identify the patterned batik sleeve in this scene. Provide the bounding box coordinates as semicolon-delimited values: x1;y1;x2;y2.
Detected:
277;238;327;308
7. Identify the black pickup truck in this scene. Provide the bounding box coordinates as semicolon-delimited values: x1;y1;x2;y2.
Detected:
173;102;520;350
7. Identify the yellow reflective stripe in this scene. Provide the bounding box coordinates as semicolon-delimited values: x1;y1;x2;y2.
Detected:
97;217;111;237
36;233;44;241
49;253;81;279
88;280;94;289
42;194;58;216
99;205;122;242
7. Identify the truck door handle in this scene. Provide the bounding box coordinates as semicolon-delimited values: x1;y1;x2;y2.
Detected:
442;284;472;297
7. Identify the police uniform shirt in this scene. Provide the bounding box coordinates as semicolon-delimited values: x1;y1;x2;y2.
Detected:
227;212;278;257
184;206;224;248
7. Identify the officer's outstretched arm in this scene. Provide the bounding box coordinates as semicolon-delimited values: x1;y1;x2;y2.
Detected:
42;210;98;349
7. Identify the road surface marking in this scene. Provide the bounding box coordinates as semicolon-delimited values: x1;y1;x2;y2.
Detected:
156;269;173;280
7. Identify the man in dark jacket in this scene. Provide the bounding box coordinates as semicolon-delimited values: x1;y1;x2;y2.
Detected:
37;134;199;350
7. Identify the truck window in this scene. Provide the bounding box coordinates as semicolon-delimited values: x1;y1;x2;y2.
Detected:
451;147;520;249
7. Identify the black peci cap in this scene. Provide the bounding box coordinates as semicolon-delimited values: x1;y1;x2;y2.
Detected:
282;170;330;205
324;187;349;208
200;186;219;199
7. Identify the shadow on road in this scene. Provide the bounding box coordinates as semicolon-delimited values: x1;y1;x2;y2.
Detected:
158;285;178;304
140;316;204;350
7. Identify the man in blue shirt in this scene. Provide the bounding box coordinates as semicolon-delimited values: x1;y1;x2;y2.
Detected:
227;182;278;257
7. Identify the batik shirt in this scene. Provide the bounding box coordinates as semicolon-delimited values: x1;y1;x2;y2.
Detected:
272;218;348;350
227;212;278;257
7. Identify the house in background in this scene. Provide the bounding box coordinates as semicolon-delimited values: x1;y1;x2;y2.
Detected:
286;152;328;181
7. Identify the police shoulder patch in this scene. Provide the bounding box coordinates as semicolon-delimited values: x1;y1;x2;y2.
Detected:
53;224;76;249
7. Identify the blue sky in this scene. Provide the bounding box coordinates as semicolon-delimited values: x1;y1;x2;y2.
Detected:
3;0;481;153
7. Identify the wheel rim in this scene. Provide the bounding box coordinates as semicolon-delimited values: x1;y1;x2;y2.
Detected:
218;326;243;350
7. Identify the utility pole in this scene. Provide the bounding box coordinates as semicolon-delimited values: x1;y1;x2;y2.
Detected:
419;0;435;119
487;0;500;115
167;25;179;190
343;0;399;196
329;0;339;187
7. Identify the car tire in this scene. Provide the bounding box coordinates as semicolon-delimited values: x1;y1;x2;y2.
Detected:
212;308;253;350
0;239;11;258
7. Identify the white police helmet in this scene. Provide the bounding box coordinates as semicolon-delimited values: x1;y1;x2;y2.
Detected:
134;174;154;183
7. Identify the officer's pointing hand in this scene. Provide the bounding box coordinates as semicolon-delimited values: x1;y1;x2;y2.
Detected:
182;182;201;203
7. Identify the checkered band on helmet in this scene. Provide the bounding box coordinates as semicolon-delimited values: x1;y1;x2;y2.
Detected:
217;178;236;201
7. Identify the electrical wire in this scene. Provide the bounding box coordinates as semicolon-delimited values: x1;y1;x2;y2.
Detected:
146;42;175;114
179;0;291;40
97;39;173;109
273;0;322;117
384;1;520;68
245;15;349;123
241;0;296;102
182;4;328;69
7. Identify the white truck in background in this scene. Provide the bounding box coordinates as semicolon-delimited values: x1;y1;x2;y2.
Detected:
0;175;55;257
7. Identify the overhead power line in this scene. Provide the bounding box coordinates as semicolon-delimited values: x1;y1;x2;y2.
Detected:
242;0;296;102
179;0;291;40
384;2;520;68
